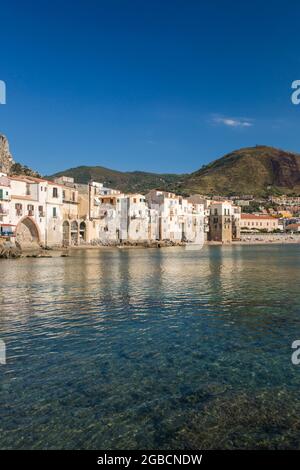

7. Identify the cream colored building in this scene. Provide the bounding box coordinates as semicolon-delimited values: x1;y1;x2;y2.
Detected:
241;214;279;232
6;175;63;248
54;176;88;246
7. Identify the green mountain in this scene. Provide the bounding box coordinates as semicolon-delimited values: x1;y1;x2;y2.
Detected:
181;146;300;196
48;145;300;196
48;165;185;194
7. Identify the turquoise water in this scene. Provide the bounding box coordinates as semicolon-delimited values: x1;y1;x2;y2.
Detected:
1;245;300;449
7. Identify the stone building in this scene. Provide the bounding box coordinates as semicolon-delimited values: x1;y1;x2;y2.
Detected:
208;201;234;243
54;176;88;246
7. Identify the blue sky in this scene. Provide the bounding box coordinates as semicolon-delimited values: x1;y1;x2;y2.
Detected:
1;0;300;175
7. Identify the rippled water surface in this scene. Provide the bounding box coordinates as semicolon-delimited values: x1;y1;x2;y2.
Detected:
1;245;300;449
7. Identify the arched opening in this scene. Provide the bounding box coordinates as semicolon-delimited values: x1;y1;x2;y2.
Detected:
63;221;70;246
70;220;78;245
16;217;40;249
79;221;86;243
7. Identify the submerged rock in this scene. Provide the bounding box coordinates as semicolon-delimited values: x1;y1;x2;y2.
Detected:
0;245;22;258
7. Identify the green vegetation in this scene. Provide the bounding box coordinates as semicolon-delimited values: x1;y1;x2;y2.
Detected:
181;145;300;196
48;145;300;196
47;165;185;194
10;162;41;178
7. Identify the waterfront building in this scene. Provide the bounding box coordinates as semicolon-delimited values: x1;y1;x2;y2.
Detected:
54;176;88;246
88;182;126;243
146;190;183;241
8;175;63;248
240;213;279;232
146;190;206;243
127;194;149;242
208;201;234;243
232;205;241;240
1;173;215;248
0;173;12;237
286;223;300;232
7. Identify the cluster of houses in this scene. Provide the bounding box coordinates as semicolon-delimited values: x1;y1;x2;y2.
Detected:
0;172;247;249
3;171;299;250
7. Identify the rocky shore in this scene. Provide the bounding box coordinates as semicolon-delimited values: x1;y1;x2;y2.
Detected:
0;243;22;258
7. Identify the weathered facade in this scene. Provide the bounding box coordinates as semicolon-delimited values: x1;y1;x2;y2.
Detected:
54;176;88;246
208;201;233;243
0;172;236;248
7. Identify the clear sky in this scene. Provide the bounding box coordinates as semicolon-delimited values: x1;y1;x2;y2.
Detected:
1;0;300;175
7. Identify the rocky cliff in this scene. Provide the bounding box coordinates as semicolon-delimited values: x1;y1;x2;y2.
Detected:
0;134;14;174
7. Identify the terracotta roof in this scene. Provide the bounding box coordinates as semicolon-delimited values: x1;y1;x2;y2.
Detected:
11;195;34;200
10;175;36;183
241;214;275;220
9;175;64;187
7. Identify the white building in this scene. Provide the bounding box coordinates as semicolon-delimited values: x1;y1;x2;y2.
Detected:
127;194;149;242
146;190;205;243
0;173;12;237
6;175;63;248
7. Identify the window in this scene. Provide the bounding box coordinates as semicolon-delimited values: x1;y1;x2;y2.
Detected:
0;189;3;199
38;206;44;217
15;203;22;216
63;190;66;200
52;187;58;198
53;207;57;218
72;192;75;202
27;204;34;216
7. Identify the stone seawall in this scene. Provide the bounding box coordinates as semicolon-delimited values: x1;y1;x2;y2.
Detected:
240;233;300;243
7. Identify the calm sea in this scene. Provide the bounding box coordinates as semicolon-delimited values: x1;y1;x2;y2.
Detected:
1;245;300;449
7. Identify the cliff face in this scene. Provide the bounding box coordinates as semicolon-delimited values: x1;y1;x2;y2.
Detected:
0;134;14;174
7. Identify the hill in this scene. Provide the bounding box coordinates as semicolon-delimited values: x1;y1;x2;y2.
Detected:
48;145;300;196
180;145;300;196
48;165;185;194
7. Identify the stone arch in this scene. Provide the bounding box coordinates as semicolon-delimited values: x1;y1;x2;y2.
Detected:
70;220;78;245
79;221;86;243
16;217;40;249
63;220;70;246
